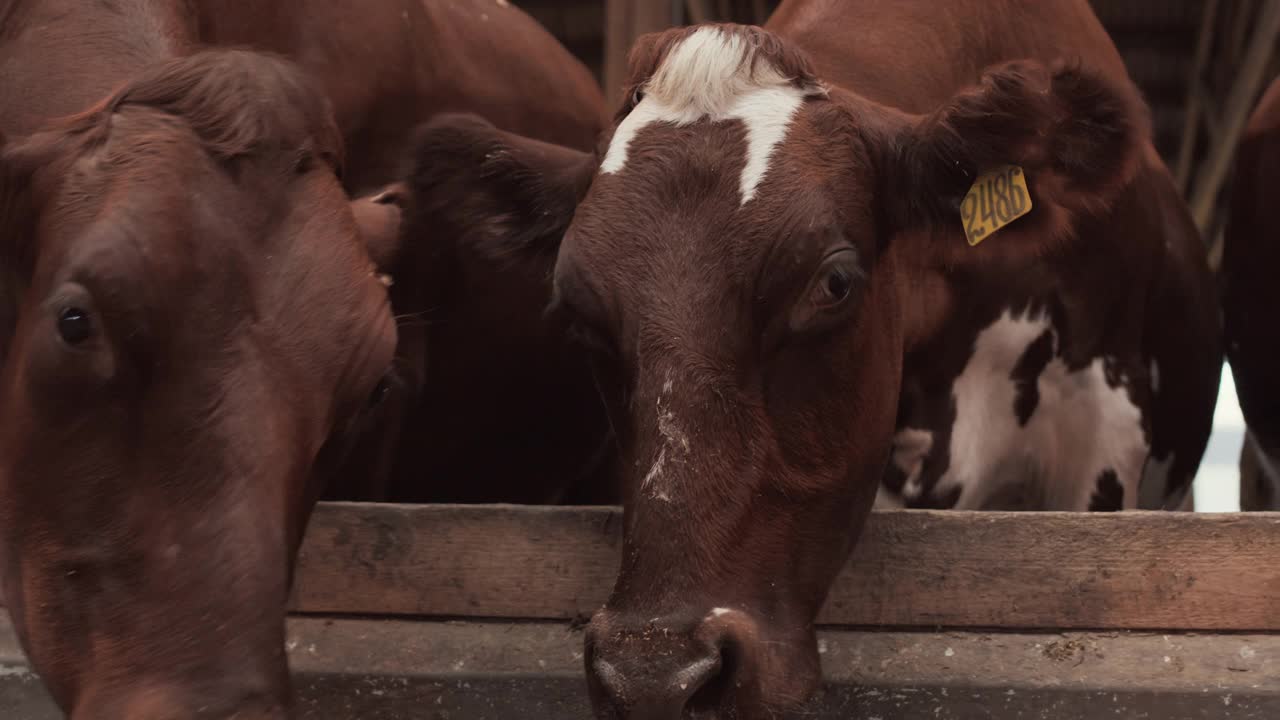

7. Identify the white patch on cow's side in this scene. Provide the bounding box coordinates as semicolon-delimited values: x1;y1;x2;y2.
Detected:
598;26;825;204
932;309;1149;510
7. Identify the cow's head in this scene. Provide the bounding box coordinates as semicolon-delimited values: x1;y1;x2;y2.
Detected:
340;113;614;506
0;50;397;718
411;24;1143;719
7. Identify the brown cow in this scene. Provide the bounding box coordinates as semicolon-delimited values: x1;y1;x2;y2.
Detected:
0;0;604;716
1225;77;1280;510
360;112;616;506
408;1;1220;716
0;50;396;720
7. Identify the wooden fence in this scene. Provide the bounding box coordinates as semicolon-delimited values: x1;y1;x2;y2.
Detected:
4;504;1280;718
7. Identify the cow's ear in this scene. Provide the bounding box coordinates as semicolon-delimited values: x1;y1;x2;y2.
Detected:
403;113;596;271
882;61;1145;256
351;182;405;271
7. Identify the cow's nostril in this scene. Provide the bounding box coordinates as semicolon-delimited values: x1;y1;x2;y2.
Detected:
672;653;721;703
686;642;739;714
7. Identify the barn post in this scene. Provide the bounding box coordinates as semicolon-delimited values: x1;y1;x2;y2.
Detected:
1188;0;1280;241
603;0;675;109
1175;0;1220;192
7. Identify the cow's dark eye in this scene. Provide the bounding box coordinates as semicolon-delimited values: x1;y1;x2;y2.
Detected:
815;266;853;307
368;375;392;410
57;307;93;346
789;248;862;335
809;250;860;310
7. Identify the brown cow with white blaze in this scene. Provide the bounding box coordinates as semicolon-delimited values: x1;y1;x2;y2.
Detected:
411;1;1219;716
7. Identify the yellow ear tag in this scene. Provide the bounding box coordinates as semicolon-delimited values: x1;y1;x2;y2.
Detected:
960;165;1032;246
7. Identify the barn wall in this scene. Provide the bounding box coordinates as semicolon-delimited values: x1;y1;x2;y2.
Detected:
521;0;1200;164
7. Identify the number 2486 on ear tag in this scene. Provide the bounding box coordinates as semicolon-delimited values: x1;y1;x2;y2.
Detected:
960;165;1032;246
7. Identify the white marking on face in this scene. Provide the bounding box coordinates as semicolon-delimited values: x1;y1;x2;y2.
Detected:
711;607;731;617
599;26;824;204
930;308;1149;510
643;373;690;502
1149;358;1161;394
641;447;667;494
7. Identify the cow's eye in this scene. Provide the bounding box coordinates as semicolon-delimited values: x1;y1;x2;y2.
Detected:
368;377;391;409
813;265;853;308
808;249;860;309
789;248;862;335
57;307;94;346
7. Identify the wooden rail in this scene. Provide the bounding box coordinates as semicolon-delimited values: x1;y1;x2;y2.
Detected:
6;503;1280;718
292;503;1280;631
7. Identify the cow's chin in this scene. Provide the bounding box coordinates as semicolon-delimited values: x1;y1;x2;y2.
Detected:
681;620;824;720
734;624;823;720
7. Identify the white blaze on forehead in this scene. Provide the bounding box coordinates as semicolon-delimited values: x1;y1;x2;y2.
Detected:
599;26;824;204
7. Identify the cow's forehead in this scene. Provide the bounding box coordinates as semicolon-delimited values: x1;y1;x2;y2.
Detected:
599;26;826;206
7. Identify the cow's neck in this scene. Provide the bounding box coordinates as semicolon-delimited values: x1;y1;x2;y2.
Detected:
0;0;195;134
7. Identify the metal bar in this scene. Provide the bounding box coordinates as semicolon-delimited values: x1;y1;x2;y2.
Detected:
1175;0;1220;192
1200;80;1225;143
1189;0;1280;232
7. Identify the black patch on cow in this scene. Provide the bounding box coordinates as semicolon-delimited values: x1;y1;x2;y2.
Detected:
1102;355;1126;388
1010;329;1055;426
1088;469;1124;511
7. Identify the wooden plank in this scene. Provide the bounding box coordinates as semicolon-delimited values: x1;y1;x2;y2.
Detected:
3;617;1278;719
292;504;1280;630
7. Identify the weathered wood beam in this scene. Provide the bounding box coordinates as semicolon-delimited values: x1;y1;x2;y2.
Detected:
290;503;1280;631
4;618;1279;719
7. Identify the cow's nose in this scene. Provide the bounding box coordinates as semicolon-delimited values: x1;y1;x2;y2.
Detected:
590;651;722;718
584;608;753;719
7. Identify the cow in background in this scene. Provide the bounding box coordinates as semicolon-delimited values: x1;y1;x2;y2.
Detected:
1225;77;1280;510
